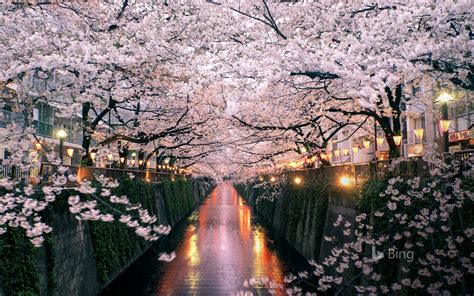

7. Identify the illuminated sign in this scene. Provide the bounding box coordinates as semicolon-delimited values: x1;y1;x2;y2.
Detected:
449;130;471;143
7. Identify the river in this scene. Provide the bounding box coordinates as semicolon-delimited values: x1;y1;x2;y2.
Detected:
100;183;315;295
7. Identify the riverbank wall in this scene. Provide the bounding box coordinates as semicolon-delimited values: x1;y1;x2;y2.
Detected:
0;177;214;296
235;170;360;262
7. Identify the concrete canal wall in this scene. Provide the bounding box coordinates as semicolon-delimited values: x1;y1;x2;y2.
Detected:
235;170;360;263
0;178;214;296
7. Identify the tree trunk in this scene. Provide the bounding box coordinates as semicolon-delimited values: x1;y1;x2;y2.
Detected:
81;102;93;166
378;116;400;159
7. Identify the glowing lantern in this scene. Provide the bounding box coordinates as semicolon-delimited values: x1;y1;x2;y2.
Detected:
146;161;150;168
438;120;451;133
66;148;74;158
342;149;349;156
334;150;340;158
107;153;113;161
35;142;42;150
294;177;302;185
376;137;384;147
139;160;143;166
120;157;125;164
90;152;96;161
270;176;276;182
393;135;402;146
131;159;135;166
414;128;424;142
352;146;359;155
363;140;371;150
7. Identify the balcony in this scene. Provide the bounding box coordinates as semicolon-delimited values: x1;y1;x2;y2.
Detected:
0;109;82;145
0;108;22;128
34;121;82;145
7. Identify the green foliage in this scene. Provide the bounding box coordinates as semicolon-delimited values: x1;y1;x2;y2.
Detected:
357;178;386;213
0;177;202;293
161;178;194;225
242;174;330;259
0;229;40;296
89;178;156;283
89;177;196;283
0;186;58;296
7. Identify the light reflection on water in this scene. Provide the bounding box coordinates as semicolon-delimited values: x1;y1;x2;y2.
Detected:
151;183;289;295
100;183;314;296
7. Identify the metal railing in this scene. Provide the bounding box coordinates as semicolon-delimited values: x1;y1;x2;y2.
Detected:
288;150;473;186
0;163;188;184
34;121;82;144
0;109;22;128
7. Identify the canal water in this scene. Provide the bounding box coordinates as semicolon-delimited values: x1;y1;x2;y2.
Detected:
101;183;315;295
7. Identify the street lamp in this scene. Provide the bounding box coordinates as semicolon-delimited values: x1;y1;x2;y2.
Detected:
294;177;302;185
436;92;454;153
56;129;67;163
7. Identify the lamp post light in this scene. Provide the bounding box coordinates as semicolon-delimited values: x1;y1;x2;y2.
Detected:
436;92;454;153
56;129;67;163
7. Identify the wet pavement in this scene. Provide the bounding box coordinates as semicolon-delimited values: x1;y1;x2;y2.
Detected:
101;183;313;295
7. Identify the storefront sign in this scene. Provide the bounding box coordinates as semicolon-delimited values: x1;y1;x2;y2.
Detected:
449;130;471;143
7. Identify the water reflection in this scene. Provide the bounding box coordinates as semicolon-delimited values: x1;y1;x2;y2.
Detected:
101;183;313;296
151;183;292;295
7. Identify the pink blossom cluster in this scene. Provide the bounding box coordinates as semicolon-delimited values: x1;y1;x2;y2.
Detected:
289;154;473;295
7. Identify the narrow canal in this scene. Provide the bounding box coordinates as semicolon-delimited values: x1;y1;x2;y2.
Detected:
101;183;314;295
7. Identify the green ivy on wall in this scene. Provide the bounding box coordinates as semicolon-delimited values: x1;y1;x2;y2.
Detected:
238;174;329;260
89;177;197;283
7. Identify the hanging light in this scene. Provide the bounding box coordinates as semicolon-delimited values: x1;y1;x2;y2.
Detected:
294;177;302;185
35;142;42;150
342;149;349;156
131;159;136;166
107;153;113;161
300;146;307;153
139;159;143;166
131;152;137;157
334;150;340;158
270;176;276;182
66;148;74;158
376;137;384;147
158;165;162;169
436;92;454;103
438;119;451;133
393;135;402;146
414;128;424;142
146;161;150;168
352;146;359;155
120;157;125;164
363;140;371;150
320;153;327;160
90;152;96;161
